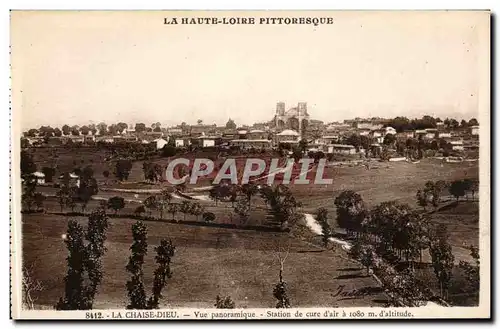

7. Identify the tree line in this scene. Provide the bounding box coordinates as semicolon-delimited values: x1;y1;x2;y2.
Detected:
313;187;479;305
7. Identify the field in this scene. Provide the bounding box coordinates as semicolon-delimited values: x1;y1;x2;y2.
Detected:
23;213;388;309
23;148;481;308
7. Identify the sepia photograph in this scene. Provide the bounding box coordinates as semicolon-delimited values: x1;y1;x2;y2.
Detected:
9;10;491;320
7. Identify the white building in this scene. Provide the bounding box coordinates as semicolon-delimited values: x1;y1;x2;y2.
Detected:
449;139;464;151
32;172;45;185
438;132;452;138
327;144;356;155
470;125;479;136
276;129;300;144
154;138;168;150
385;126;397;135
198;136;216;148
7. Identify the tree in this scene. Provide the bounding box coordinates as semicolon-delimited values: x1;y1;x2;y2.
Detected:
115;159;133;181
190;202;205;220
273;243;291;308
54;127;62;137
260;185;300;230
459;245;479;292
209;185;222;206
103;170;110;185
74;167;98;213
241;183;258;209
416;189;429;210
225;118;237;130
25;128;39;137
179;201;193;221
56;220;87;310
167;203;179;221
21;150;37;178
234;199;250;225
203;212;216;223
214;295;235;309
117;122;128;133
80;125;90;136
147;239;175;309
144;195;158;217
42;166;56;183
468;118;479;126
126;221;148;309
134;205;146;217
429;224;455;299
349;240;376;276
433;180;448;204
315;207;331;248
56;210;109;310
461;178;474;200
333;190;366;236
449;180;466;202
469;179;479;200
97;123;107;136
383;133;396;146
61;125;71;136
22;263;44;309
107;196;125;214
84;210;110;307
135;123;147;133
34;192;45;211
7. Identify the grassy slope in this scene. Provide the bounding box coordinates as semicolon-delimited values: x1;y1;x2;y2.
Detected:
23;213;387;309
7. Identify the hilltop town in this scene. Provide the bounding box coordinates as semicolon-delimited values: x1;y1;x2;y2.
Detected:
22;102;479;163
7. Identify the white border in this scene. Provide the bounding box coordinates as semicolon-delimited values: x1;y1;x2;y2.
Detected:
3;0;499;327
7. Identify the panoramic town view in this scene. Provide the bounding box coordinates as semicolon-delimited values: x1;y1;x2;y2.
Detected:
20;104;480;310
12;11;486;316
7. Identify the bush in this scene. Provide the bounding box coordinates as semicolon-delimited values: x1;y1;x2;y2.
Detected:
203;212;216;223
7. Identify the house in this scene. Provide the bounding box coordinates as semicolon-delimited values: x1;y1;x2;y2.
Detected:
247;129;267;140
236;129;248;139
436;122;446;130
189;124;217;137
167;127;183;137
69;135;85;143
320;135;340;144
327;144;356;155
154;138;168;150
96;136;114;143
385;126;397;135
230;139;272;150
47;136;64;146
276;129;300;144
397;131;415;139
358;128;371;137
32;171;45;185
59;172;80;187
449;139;464;151
354;121;384;130
470;125;479;136
437;132;452;138
198;136;217;148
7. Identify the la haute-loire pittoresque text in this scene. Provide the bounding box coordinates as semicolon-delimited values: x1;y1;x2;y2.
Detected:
164;16;334;26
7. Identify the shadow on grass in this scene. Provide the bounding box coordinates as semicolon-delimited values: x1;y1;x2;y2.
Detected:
335;273;366;280
46;211;288;233
338;267;363;272
296;249;325;254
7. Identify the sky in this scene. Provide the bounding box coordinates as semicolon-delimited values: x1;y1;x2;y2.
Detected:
11;10;489;130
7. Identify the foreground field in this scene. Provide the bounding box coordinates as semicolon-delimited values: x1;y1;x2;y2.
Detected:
23;213;388;309
24;152;481;308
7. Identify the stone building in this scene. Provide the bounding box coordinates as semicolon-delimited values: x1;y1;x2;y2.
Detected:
273;102;310;135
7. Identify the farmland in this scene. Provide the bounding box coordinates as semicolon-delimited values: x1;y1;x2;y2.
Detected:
22;147;480;308
23;213;388;309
